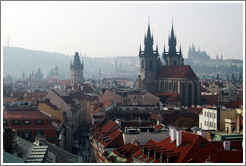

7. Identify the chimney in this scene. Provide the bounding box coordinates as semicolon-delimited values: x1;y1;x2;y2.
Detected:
169;127;177;142
223;141;231;150
176;130;182;147
236;114;241;134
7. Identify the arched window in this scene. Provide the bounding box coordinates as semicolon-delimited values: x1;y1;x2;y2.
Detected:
164;81;167;92
160;81;164;91
169;82;172;92
194;82;198;105
182;82;186;105
188;83;193;106
173;82;177;93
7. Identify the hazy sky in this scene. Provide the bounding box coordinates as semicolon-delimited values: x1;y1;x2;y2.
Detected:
2;1;244;59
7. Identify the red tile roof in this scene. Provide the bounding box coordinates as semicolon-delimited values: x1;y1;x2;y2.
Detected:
102;101;112;108
224;100;243;109
155;92;180;102
158;65;198;79
99;128;124;148
3;110;51;119
60;80;72;86
133;131;243;163
201;95;218;105
94;120;118;141
113;143;141;162
154;124;164;130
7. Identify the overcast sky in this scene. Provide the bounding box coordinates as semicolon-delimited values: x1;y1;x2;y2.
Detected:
1;1;244;59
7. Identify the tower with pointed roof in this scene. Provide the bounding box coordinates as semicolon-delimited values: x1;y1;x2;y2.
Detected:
138;21;160;92
70;52;84;85
163;22;183;66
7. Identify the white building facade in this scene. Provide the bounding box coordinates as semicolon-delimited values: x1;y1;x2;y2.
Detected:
199;108;218;130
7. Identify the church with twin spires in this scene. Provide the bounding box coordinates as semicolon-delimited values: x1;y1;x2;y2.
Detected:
138;22;201;106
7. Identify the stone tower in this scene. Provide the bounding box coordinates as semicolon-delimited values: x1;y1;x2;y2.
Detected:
138;21;160;92
163;23;183;66
70;52;84;85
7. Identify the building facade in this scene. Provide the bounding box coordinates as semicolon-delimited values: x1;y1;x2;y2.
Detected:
138;22;201;106
70;52;84;85
199;107;237;131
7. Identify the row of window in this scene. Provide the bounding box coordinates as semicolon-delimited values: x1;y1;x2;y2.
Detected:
3;119;43;125
204;112;216;119
204;121;216;128
21;130;44;139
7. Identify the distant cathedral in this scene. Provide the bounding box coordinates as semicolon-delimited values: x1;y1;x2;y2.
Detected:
188;44;210;62
70;52;84;85
138;22;201;106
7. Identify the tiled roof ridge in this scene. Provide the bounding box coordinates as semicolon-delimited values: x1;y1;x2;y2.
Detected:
179;131;203;162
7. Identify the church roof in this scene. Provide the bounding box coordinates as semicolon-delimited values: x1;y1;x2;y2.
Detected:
158;65;198;79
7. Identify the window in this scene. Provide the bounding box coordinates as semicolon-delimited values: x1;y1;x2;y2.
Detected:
210;122;213;127
210;112;212;118
207;121;209;126
63;112;67;116
214;113;216;119
35;120;43;124
214;123;216;128
204;112;206;117
204;121;206;126
22;131;32;139
13;120;20;125
23;120;31;125
34;130;44;136
142;60;144;69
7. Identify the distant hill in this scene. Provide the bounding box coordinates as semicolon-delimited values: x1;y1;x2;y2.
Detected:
3;46;72;79
3;46;242;80
3;46;140;80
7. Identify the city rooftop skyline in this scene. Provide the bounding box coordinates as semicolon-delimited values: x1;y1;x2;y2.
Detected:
1;1;244;60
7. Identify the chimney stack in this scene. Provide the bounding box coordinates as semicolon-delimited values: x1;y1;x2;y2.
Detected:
169;127;177;142
236;114;241;134
176;130;182;147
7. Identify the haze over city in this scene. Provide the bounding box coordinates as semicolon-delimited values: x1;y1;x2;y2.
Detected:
2;1;244;60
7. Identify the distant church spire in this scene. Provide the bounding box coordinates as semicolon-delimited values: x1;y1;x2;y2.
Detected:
70;52;84;85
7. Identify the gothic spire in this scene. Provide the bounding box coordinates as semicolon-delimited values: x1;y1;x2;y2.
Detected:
139;45;142;54
168;21;177;56
144;19;154;54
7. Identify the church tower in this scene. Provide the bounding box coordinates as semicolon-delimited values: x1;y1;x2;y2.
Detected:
138;21;160;92
163;23;183;66
70;52;84;85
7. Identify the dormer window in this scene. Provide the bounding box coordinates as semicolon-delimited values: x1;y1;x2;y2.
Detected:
35;120;43;124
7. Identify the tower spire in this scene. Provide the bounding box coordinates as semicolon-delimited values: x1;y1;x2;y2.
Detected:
144;17;154;54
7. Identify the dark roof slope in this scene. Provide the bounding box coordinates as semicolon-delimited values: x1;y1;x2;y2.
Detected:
158;65;198;79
